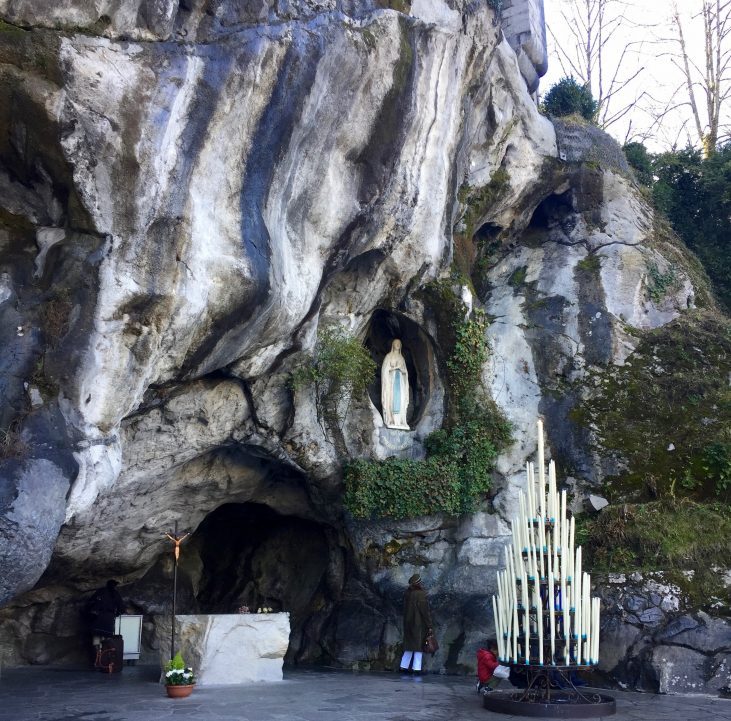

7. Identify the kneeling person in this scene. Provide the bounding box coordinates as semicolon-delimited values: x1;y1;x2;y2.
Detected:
477;639;501;694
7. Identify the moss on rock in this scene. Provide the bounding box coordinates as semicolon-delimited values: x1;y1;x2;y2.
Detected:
573;310;731;501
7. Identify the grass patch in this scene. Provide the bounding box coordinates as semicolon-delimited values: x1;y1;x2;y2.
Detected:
584;499;731;574
508;266;527;288
576;253;602;273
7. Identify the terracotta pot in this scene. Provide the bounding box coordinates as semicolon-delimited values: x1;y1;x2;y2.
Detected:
166;684;195;698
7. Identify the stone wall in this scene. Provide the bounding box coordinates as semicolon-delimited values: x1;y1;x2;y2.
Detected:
501;0;548;92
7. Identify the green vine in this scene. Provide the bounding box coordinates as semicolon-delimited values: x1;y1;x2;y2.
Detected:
292;325;376;439
446;309;489;404
344;282;512;519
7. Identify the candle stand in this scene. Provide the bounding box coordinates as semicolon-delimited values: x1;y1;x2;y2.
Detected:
483;663;616;718
487;419;615;718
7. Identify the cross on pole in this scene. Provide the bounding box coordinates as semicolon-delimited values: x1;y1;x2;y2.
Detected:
164;521;189;661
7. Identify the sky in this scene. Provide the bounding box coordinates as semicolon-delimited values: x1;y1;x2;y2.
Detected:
541;0;730;152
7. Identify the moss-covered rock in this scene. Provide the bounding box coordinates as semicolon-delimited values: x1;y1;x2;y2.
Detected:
573;310;731;501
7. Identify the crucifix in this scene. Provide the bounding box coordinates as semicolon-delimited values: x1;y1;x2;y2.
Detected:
164;521;189;661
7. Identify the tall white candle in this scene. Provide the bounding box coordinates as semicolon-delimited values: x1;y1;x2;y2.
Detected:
574;559;582;663
537;419;545;512
585;574;592;664
569;517;576;580
537;587;543;665
523;586;530;664
593;598;601;664
493;596;502;659
538;516;547;578
561;520;568;585
574;547;582;610
513;603;519;663
560;491;567;547
548;551;555;664
527;464;535;521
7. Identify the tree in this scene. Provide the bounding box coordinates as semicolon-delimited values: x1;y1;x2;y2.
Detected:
623;141;654;185
542;77;599;121
667;1;731;156
652;144;731;310
547;0;651;131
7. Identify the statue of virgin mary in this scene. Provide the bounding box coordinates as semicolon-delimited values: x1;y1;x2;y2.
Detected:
381;339;410;430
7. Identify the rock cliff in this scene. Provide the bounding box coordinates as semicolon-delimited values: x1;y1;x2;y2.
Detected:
0;0;728;692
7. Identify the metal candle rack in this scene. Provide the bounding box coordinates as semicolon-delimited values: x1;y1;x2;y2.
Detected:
484;419;615;718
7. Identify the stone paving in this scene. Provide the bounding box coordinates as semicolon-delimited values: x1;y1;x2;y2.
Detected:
0;666;728;721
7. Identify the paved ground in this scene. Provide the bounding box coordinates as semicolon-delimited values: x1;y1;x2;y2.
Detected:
0;666;728;721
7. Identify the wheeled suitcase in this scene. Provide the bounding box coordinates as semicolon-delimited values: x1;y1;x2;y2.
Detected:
95;635;124;673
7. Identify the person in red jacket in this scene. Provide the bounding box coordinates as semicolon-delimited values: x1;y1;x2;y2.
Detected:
476;639;501;694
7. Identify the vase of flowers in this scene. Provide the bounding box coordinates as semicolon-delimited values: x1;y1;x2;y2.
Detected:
164;652;196;698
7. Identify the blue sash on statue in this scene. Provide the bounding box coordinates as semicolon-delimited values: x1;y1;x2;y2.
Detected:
392;370;401;413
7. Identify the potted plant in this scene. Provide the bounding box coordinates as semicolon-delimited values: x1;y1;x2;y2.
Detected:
164;652;196;698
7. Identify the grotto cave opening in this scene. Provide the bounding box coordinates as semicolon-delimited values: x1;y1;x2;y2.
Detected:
189;502;337;663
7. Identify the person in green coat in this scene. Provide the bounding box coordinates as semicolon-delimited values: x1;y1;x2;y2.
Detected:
399;573;433;674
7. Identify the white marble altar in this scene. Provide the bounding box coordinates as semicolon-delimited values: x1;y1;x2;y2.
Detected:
171;613;290;685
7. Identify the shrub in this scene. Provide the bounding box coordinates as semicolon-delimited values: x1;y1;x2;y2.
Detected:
292;325;376;435
541;77;598;122
623;142;654;186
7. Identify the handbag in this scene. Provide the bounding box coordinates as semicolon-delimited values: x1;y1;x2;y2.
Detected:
493;664;510;679
423;629;439;654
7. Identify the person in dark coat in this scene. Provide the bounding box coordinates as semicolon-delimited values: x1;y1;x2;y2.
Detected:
84;580;125;646
399;573;433;674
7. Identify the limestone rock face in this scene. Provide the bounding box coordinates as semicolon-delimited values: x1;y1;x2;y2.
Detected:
0;0;727;695
597;573;731;694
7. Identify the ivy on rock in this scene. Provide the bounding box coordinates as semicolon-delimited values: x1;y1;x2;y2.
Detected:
344;280;511;520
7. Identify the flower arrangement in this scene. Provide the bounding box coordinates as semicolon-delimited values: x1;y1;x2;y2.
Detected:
164;652;196;686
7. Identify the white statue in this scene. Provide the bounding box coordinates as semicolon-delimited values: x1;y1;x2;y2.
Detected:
381;339;410;430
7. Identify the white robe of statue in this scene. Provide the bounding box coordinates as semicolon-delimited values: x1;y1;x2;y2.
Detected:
381;339;410;430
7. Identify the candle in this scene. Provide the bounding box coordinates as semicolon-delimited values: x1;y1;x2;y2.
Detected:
569;516;575;580
593;598;601;664
526;463;535;521
548;549;555;664
574;559;582;664
561;521;568;582
523;585;530;664
560;491;567;547
513;603;519;663
581;573;591;663
539;516;546;578
537;586;543;665
537;419;545;513
492;596;504;660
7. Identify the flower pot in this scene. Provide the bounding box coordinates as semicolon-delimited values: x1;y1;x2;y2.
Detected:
166;684;195;698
